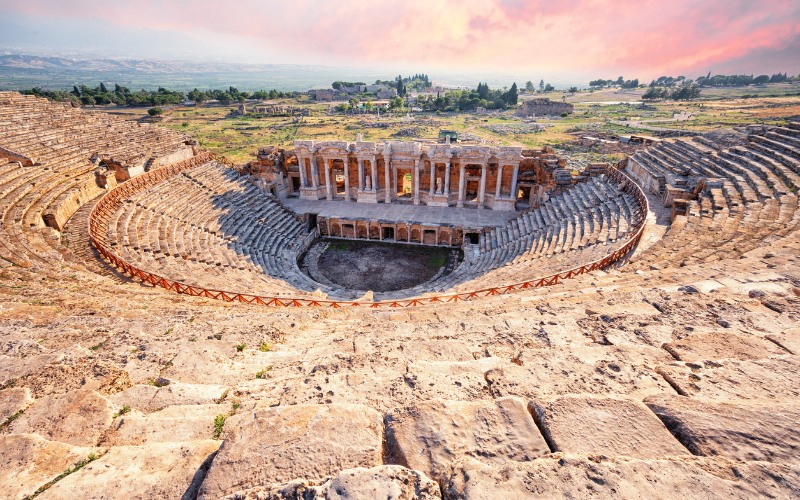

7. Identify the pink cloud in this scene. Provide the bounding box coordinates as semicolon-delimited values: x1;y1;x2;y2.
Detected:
1;0;798;79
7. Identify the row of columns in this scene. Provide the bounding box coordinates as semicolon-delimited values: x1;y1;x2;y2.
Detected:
299;155;520;208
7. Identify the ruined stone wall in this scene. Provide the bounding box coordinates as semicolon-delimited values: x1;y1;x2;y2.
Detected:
517;98;574;117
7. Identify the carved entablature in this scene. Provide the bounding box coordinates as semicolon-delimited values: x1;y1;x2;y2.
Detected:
458;146;491;165
294;141;315;157
316;141;349;156
428;144;454;163
494;146;524;164
353;142;377;157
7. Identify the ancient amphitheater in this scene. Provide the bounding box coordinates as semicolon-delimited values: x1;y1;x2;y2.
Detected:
0;91;798;499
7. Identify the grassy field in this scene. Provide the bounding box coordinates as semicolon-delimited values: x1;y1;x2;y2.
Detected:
100;84;800;164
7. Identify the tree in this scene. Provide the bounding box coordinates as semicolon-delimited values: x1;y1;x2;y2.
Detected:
99;82;108;93
525;80;535;93
503;82;518;105
148;107;164;116
568;86;578;94
539;79;545;92
389;96;403;110
544;83;554;92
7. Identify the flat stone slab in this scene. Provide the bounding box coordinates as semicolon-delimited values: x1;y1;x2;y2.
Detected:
441;455;800;499
662;332;787;362
529;395;689;459
102;414;218;446
39;440;220;500
386;397;550;481
766;327;800;355
645;395;800;463
222;465;441;500
198;403;384;498
656;355;800;402
0;387;33;422
0;433;96;500
108;382;230;413
7;389;114;447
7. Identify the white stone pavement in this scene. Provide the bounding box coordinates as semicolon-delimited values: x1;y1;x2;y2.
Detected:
282;198;519;229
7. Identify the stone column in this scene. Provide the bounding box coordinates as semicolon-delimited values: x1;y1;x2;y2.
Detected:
457;163;466;208
494;164;504;199
298;157;307;187
323;158;333;200
343;157;351;201
384;159;392;203
429;161;436;196
510;164;519;202
413;159;421;205
478;163;487;209
311;156;319;189
370;158;378;191
358;159;365;191
444;161;451;195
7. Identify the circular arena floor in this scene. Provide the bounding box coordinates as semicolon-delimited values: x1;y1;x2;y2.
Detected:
314;239;457;292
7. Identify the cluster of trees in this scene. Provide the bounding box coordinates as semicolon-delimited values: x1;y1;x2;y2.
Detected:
524;80;554;93
416;82;518;112
331;81;366;90
643;83;701;100
589;77;639;89
24;83;185;107
22;83;298;107
696;72;790;87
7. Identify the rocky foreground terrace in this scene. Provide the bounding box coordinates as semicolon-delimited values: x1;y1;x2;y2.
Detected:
0;91;798;499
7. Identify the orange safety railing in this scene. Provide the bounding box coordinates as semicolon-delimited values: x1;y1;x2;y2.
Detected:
89;153;650;308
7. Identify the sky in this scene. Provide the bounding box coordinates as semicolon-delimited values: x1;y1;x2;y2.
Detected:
1;0;798;83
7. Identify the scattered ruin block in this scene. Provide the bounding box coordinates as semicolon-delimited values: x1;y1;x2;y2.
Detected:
529;395;689;459
385;397;550;481
645;395;800;462
198;403;384;498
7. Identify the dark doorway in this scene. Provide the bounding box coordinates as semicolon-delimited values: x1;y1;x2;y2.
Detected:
291;176;301;195
465;232;480;244
383;227;395;240
307;213;317;231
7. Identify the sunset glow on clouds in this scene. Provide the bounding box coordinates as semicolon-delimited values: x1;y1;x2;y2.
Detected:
1;0;798;79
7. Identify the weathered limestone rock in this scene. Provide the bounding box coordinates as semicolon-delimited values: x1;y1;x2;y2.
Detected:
766;327;800;355
0;387;33;422
662;332;786;361
198;403;384;498
222;465;441;500
224;465;442;500
323;466;441;500
645;395;800;463
6;389;114;446
39;440;220;500
656;355;800;401
0;434;96;500
108;382;230;413
386;397;549;481
102;414;218;446
529;395;689;459
441;455;800;499
484;346;673;400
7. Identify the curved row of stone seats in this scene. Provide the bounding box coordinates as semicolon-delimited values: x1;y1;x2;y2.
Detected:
106;160;326;298
0;91;195;271
628;124;799;269
429;174;644;293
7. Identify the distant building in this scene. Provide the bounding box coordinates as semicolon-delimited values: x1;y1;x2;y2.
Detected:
310;89;334;101
517;98;574;117
438;130;458;142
